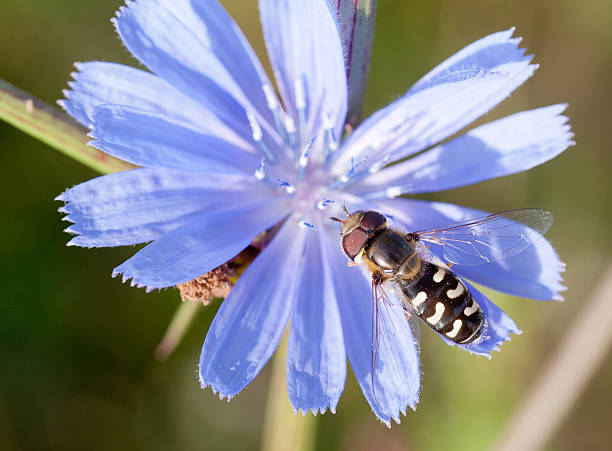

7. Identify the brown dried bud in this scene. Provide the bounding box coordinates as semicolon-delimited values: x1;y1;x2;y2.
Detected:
176;264;233;304
175;240;266;305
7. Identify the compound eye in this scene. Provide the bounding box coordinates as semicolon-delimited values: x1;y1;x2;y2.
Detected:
342;228;368;260
360;211;386;232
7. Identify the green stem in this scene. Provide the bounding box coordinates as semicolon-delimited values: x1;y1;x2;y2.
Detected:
261;330;317;451
0;78;134;174
492;262;612;451
155;300;202;361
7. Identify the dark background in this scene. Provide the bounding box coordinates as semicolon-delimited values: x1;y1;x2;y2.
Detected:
1;0;611;450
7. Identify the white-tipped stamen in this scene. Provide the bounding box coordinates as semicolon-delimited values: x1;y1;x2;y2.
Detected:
368;153;392;174
322;111;332;150
253;158;277;188
247;111;262;141
262;83;289;144
297;138;314;181
298;219;317;230
315;197;335;210
330;152;393;192
325;134;338;162
278;179;296;196
254;157;266;180
262;83;278;111
284;115;298;151
361;184;413;201
247;111;277;164
294;75;307;145
323;113;339;166
326;155;371;191
385;186;403;198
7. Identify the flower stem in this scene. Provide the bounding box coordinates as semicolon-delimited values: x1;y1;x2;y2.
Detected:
261;331;317;451
0;78;134;174
491;262;612;451
155;300;201;361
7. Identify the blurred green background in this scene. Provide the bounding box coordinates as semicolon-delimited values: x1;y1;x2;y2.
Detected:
1;0;611;450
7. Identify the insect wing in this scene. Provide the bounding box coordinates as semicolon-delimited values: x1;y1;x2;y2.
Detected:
370;278;421;388
413;208;553;266
403;308;422;354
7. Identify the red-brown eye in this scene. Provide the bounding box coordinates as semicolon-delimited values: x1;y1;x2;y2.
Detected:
360;211;386;232
342;228;368;260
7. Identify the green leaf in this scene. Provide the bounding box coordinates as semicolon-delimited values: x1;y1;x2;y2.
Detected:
0;78;134;174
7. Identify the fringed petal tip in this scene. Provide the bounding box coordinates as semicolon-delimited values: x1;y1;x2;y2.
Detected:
371;390;420;428
552;260;568;301
198;378;237;403
57;64;94;123
56;98;67;111
553;291;566;302
287;394;344;418
294;404;337;417
110;268;157;293
289;394;340;417
380;408;406;429
468;323;522;360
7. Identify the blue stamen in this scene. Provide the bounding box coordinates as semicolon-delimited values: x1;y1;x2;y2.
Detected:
247;111;277;164
361;185;412;200
315;197;335;210
284;115;299;151
298;220;317;230
297;138;315;181
253;157;278;188
278;179;296;196
295;75;307;146
262;83;288;143
323;112;339;166
327;156;369;190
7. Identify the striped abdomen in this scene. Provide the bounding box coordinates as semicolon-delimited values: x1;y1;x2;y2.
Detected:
398;261;484;343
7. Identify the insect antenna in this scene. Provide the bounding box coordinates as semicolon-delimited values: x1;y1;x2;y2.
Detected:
330;205;351;225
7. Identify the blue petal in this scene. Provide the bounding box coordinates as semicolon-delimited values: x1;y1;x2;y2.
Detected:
89;105;258;174
287;228;346;415
322;228;420;426
332;28;536;174
451;243;565;301
112;198;291;289
56;168;269;248
441;282;521;357
188;0;280;128
412;27;527;93
259;0;347;140
114;0;278;144
351;105;573;197
370;199;566;300
59;62;243;147
199;220;307;398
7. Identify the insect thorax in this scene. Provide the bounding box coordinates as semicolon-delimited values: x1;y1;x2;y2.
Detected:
362;229;417;276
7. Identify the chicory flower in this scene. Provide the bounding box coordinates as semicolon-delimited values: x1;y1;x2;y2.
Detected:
57;0;572;425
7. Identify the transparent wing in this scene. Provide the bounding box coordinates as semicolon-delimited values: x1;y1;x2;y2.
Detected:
412;208;553;266
404;308;421;355
370;278;421;397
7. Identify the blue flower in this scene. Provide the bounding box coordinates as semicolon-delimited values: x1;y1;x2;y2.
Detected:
57;0;573;425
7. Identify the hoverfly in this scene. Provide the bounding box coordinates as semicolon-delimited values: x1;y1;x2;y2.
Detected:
332;208;553;344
